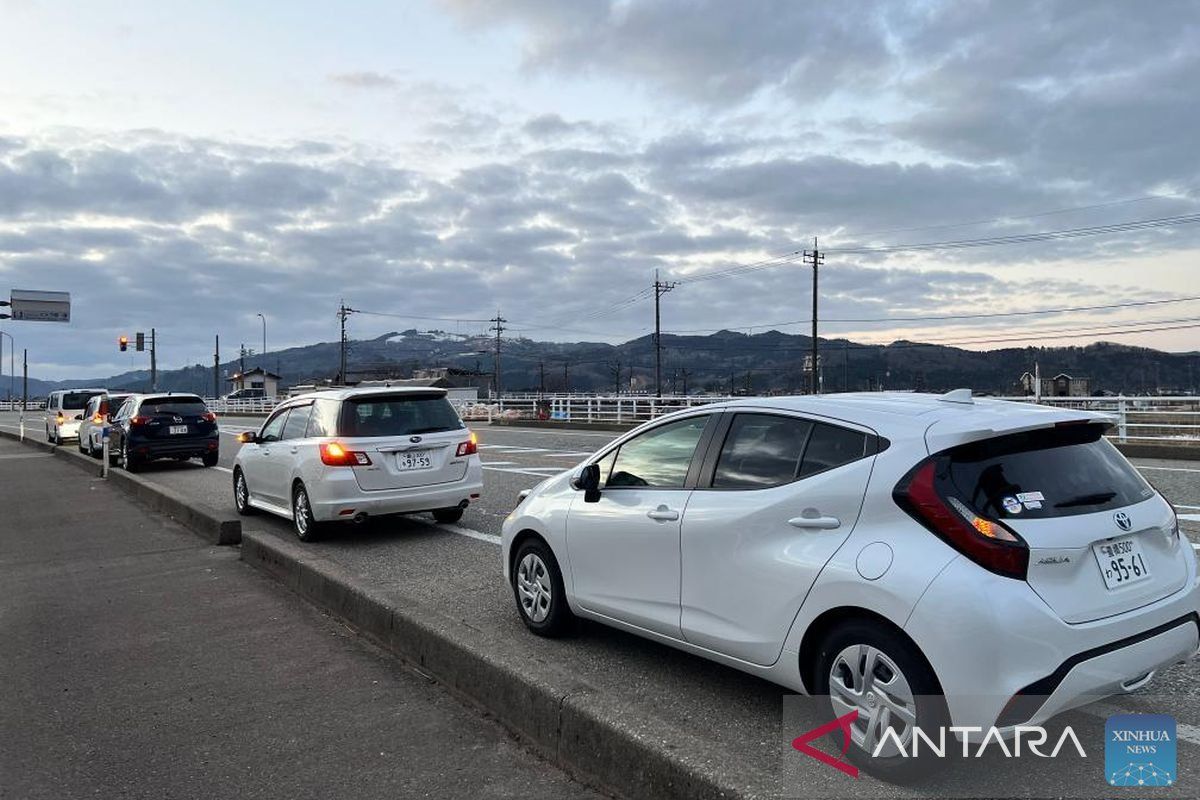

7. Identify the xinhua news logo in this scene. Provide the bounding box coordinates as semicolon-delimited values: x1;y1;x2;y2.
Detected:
1105;714;1176;787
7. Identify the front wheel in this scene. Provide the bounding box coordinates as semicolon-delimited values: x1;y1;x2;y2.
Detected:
233;469;256;516
292;483;322;542
812;622;947;782
511;538;573;637
432;507;464;524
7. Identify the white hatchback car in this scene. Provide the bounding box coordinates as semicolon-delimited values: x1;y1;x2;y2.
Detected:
44;388;106;444
232;387;483;540
501;391;1199;777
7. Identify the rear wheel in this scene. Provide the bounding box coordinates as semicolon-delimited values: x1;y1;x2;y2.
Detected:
201;452;219;467
232;469;255;516
432;507;464;524
292;483;321;542
121;441;141;473
813;621;947;782
511;538;573;637
52;427;61;446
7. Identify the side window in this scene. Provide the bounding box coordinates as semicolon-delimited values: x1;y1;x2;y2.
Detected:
49;394;59;411
606;416;709;489
712;414;814;489
306;398;339;437
281;404;312;440
259;408;290;443
114;399;133;420
797;423;869;479
85;397;99;417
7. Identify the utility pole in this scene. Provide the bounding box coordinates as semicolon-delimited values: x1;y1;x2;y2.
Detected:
538;361;546;395
22;348;27;411
213;335;220;398
150;328;157;392
239;344;247;375
609;360;622;395
803;238;824;395
489;312;507;398
680;367;690;396
653;270;678;398
337;301;356;384
563;362;570;393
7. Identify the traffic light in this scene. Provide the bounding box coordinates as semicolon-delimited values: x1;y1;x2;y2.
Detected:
119;335;128;352
136;331;145;352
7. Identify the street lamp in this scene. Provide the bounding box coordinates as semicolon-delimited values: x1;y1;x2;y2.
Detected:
256;313;267;366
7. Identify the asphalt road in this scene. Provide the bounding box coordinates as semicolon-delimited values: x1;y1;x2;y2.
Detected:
0;435;602;800
3;412;1200;797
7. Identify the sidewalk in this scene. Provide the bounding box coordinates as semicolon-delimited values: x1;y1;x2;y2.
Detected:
0;437;601;800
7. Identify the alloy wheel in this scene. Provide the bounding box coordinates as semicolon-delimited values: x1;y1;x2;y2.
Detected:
294;488;310;536
828;644;918;757
235;473;248;511
515;553;552;623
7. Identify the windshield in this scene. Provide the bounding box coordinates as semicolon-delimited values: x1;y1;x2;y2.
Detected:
339;394;463;438
942;424;1154;520
140;397;209;417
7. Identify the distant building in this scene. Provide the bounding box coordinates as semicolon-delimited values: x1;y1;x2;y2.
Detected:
1018;371;1091;397
355;377;479;406
227;367;282;398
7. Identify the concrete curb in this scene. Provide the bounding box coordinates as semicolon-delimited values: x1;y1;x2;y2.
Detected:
0;427;241;546
239;530;757;800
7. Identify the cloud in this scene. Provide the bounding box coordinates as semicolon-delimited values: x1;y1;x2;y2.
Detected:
328;71;401;89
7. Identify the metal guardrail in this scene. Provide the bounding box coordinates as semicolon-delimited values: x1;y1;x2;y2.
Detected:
460;394;1200;446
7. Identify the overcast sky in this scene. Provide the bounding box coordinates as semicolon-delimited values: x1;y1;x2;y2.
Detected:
1;0;1198;380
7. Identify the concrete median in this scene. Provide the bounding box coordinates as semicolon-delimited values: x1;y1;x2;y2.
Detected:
239;529;758;800
0;427;241;546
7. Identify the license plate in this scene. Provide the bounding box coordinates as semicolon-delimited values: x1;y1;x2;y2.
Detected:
396;450;433;471
169;425;188;435
1093;536;1152;590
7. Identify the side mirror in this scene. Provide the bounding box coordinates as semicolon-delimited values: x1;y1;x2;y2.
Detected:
237;431;258;444
106;414;116;423
576;463;602;503
74;414;84;421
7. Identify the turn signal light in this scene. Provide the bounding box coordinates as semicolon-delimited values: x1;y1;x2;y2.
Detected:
92;413;103;424
320;442;372;467
456;432;478;457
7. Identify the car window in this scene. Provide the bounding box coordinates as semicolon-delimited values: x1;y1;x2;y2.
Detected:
307;398;339;437
797;423;869;479
259;408;290;443
281;404;312;440
340;394;464;437
943;423;1153;520
712;413;814;489
606;416;709;489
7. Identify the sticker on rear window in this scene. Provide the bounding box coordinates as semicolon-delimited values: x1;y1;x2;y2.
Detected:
1016;490;1044;510
1002;496;1022;514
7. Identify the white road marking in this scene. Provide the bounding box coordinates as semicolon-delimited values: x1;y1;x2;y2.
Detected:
213;466;232;474
1175;504;1200;511
1079;702;1200;747
1181;514;1200;523
439;523;501;546
483;465;563;478
480;426;615;439
480;461;519;466
1135;465;1200;473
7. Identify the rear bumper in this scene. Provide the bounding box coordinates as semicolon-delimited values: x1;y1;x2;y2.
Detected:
905;545;1200;732
130;436;220;459
54;421;82;439
307;460;484;521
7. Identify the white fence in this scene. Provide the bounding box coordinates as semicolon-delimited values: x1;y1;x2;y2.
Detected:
460;393;1200;446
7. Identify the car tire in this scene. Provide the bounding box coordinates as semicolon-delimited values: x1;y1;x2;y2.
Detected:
121;441;141;473
52;428;61;447
232;468;256;516
432;507;464;524
291;483;322;542
201;452;219;467
812;621;948;783
511;538;573;637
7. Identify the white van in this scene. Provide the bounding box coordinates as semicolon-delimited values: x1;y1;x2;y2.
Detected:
45;388;106;445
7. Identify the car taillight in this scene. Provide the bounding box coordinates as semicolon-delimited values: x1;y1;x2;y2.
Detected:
320;442;372;466
201;412;217;422
56;413;64;423
894;459;1029;580
456;432;478;457
131;416;150;426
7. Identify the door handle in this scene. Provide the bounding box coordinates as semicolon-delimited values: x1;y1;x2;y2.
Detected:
290;446;298;454
646;505;680;522
788;513;841;530
262;448;271;456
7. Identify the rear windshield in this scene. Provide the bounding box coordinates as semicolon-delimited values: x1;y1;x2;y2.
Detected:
942;424;1154;520
140;397;209;417
340;394;464;438
61;391;100;410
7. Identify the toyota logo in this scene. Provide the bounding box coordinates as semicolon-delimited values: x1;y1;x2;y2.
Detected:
1114;511;1132;531
409;435;422;443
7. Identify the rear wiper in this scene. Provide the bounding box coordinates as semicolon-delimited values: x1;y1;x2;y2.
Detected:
1054;491;1117;508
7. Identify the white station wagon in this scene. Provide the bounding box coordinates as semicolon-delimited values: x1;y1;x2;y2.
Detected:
232;387;483;540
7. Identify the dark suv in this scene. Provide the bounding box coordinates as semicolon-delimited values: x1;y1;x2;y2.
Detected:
109;393;220;471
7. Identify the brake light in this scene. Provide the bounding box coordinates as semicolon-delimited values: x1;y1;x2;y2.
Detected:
894;460;1029;580
56;412;64;424
201;411;217;422
456;432;478;457
320;442;372;466
131;416;150;426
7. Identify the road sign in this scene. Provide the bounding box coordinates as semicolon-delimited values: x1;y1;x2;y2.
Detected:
8;290;71;322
